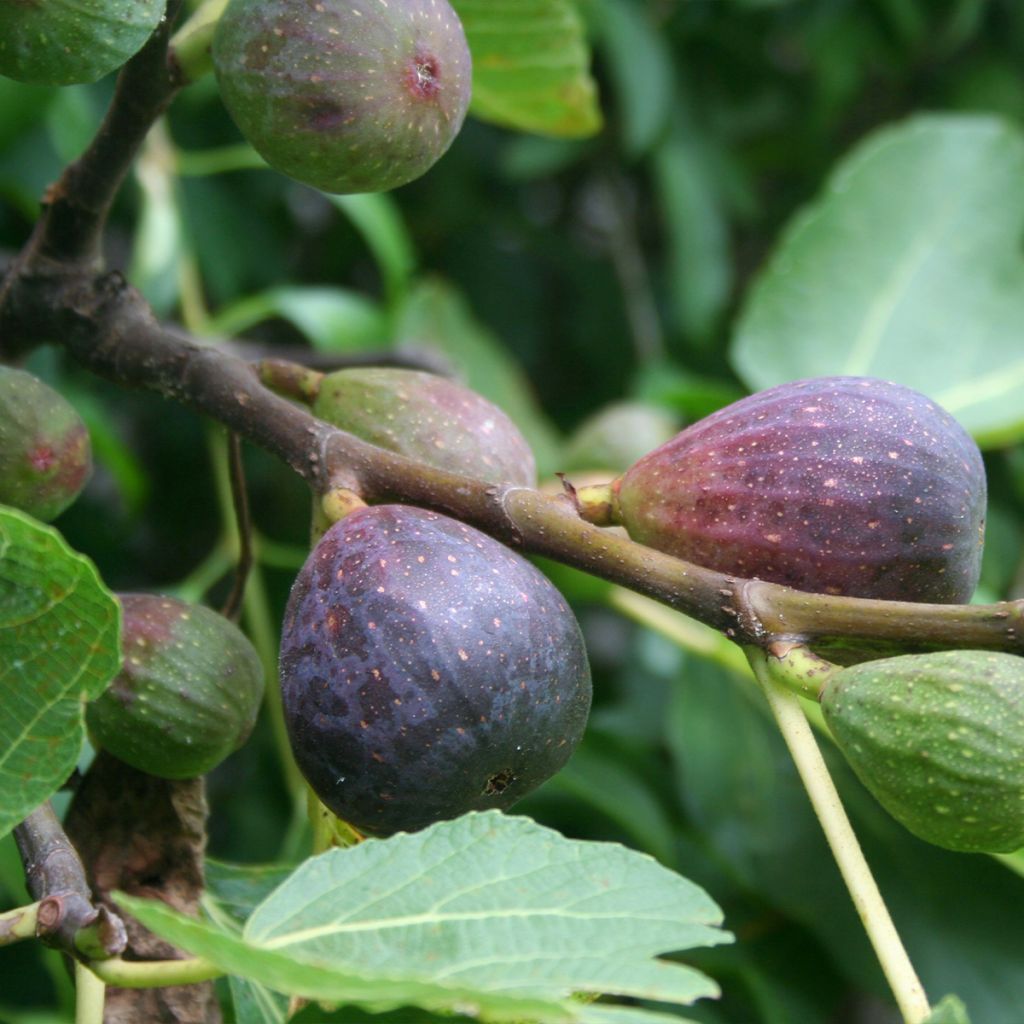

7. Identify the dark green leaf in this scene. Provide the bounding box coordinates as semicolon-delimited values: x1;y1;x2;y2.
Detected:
0;508;120;839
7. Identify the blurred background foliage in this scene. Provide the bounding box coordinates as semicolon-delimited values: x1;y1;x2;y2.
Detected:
2;0;1024;1022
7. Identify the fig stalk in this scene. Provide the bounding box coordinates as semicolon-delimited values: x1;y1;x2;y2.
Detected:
746;647;932;1024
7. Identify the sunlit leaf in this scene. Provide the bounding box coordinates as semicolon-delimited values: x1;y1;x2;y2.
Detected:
121;812;729;1021
733;114;1024;446
454;0;602;138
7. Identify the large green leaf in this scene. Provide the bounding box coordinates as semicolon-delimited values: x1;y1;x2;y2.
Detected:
203;859;296;1024
0;508;120;839
732;114;1024;446
453;0;602;138
122;812;729;1022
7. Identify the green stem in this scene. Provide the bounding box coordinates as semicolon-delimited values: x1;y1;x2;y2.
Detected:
206;429;307;814
169;0;230;83
88;955;223;988
75;960;106;1024
760;641;842;700
0;901;40;945
177;144;267;177
746;648;931;1024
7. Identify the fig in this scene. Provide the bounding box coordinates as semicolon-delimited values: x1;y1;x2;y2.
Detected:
312;367;537;486
279;504;592;835
821;651;1024;853
0;366;91;521
613;376;986;602
212;0;472;194
0;0;164;86
86;594;265;780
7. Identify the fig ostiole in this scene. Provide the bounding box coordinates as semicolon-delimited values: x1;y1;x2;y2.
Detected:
821;650;1024;853
0;366;92;522
86;594;265;780
612;376;986;603
279;504;592;836
212;0;472;194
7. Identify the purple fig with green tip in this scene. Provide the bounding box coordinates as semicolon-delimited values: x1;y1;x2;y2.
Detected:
613;377;986;602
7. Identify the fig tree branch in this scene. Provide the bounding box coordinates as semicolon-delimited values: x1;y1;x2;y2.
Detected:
13;803;127;960
2;259;1023;656
0;0;1022;659
21;0;185;270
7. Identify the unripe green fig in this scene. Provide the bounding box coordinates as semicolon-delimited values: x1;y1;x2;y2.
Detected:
279;505;592;835
312;367;537;486
613;377;986;602
0;366;91;521
87;595;265;780
212;0;472;194
0;0;164;85
822;651;1024;853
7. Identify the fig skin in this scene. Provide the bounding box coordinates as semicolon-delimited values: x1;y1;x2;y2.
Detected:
279;505;592;835
212;0;472;194
86;595;265;780
312;367;537;486
0;366;92;521
613;376;986;602
822;651;1024;853
0;0;164;85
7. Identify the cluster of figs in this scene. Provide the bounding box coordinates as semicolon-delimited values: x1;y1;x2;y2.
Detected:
4;349;1023;853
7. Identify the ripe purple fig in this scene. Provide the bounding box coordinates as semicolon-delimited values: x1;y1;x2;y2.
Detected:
613;377;986;602
212;0;472;194
279;505;592;835
312;367;537;486
0;366;91;521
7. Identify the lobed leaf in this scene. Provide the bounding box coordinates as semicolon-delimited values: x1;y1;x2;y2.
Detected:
0;507;120;839
122;812;729;1022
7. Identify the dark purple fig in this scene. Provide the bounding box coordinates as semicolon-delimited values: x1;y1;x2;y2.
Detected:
0;366;91;521
212;0;472;194
312;367;537;486
87;595;265;779
279;505;592;835
613;377;986;602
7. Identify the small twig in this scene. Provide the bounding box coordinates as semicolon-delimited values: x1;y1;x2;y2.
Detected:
27;0;185;267
746;648;932;1024
88;955;223;989
221;432;253;622
0;901;43;946
13;803;127;960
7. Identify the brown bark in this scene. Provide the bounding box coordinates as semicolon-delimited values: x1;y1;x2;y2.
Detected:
64;752;221;1024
